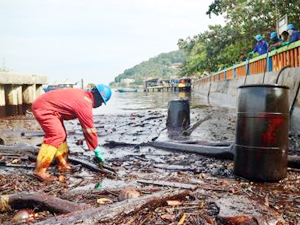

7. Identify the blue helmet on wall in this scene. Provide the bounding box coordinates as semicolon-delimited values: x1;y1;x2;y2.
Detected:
270;32;278;39
255;34;262;41
95;84;112;105
287;24;295;30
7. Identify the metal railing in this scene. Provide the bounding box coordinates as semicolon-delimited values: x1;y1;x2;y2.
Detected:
197;40;300;83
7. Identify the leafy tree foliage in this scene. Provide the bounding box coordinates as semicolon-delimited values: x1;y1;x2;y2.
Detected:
178;0;300;76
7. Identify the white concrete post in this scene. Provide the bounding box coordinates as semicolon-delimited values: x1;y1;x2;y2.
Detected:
7;85;23;115
36;85;45;98
22;84;36;113
23;84;36;104
0;85;5;116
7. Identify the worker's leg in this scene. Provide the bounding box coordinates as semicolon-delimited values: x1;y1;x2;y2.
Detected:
33;109;67;181
55;142;71;171
34;143;58;181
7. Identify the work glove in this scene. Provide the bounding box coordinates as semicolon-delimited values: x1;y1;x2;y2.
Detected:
248;51;254;55
94;146;105;163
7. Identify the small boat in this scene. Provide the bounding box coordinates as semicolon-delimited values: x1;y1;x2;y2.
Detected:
117;88;138;93
177;78;191;91
43;81;77;92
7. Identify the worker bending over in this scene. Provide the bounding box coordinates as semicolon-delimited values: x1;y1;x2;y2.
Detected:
32;84;112;181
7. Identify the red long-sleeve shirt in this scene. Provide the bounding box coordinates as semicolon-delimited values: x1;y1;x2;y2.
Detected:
32;88;98;150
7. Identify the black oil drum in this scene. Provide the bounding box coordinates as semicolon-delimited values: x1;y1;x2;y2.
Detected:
166;99;190;136
234;84;289;182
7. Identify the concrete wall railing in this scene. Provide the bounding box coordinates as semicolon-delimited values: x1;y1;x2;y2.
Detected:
196;40;300;84
0;72;48;117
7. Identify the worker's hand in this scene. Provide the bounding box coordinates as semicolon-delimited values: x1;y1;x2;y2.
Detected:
94;146;105;163
248;51;254;55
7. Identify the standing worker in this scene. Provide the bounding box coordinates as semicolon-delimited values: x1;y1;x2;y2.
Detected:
31;84;112;182
249;34;268;56
268;32;282;52
286;23;300;43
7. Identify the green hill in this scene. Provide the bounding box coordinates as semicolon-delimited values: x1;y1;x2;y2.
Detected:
111;50;186;86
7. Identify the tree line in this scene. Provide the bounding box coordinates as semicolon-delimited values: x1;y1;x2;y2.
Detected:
112;0;299;85
178;0;300;76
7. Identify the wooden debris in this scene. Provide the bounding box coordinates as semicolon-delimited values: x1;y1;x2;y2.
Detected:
216;195;285;224
118;188;141;201
153;164;197;172
141;115;165;122
137;179;197;190
0;161;35;169
181;115;212;136
68;156;117;177
166;200;182;206
0;144;38;154
149;142;234;160
161;213;176;222
12;209;35;224
103;140;137;148
96;198;113;205
0;192;87;213
34;190;190;225
288;155;300;169
178;213;187;224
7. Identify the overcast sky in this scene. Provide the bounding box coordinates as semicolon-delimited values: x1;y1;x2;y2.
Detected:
0;0;224;86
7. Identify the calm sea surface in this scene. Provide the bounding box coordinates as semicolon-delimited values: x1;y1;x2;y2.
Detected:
93;89;210;115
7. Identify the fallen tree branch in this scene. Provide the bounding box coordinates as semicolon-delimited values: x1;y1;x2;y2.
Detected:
35;189;190;225
21;130;76;138
142;115;165;122
137;179;197;190
0;144;38;154
181;115;212;136
103;141;137;148
0;162;35;169
174;140;233;146
149;142;235;160
68;156;117;177
288;155;300;168
0;192;87;213
153;164;197;172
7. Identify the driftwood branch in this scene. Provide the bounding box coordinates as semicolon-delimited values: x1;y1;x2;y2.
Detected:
68;156;117;177
0;162;35;169
103;141;137;148
35;189;190;225
288;155;300;168
149;141;235;160
142;115;165;122
137;179;197;190
0;192;86;213
181;115;212;136
0;144;38;154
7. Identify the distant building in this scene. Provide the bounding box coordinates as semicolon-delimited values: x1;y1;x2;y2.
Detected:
120;78;135;87
170;63;183;69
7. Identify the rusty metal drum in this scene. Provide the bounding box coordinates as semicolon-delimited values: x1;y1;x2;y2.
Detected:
234;84;289;181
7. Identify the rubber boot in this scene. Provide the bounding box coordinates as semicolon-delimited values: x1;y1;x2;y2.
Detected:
56;142;71;172
34;144;57;182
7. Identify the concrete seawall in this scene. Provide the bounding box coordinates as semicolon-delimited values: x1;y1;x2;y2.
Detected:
193;67;300;134
0;72;48;117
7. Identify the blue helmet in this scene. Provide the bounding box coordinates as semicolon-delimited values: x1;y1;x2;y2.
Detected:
95;84;112;105
270;32;277;39
255;34;262;41
287;24;295;30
